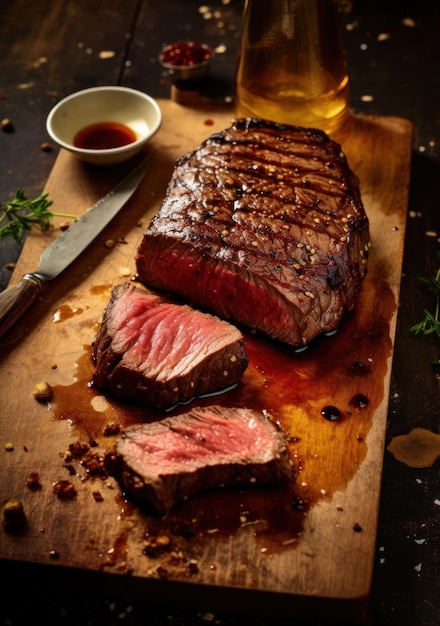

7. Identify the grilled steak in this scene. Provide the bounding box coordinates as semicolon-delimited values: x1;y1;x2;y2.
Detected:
92;284;248;409
105;405;294;514
136;117;370;347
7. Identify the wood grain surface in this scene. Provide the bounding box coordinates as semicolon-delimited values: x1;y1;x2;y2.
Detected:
0;100;412;622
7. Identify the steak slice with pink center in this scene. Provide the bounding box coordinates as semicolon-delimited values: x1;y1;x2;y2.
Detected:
105;405;295;514
92;284;248;408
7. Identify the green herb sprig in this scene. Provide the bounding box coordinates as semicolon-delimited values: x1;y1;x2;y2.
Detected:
0;188;76;243
410;249;440;365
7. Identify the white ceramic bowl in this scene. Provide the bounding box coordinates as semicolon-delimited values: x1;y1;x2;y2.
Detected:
46;86;162;165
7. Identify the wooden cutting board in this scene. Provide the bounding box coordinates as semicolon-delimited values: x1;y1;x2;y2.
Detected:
0;100;412;622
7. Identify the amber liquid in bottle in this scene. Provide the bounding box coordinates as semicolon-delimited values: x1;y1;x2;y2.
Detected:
235;0;350;141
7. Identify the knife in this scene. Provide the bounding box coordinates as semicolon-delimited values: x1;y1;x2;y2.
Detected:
0;152;154;341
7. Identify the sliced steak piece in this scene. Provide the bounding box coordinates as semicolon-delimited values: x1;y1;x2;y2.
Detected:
92;284;248;409
105;405;294;514
135;117;370;348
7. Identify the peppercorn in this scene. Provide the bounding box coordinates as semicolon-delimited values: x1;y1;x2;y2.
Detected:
2;499;27;531
1;118;14;133
32;381;53;402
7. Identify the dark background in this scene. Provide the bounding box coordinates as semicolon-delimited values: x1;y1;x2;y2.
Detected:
1;1;439;625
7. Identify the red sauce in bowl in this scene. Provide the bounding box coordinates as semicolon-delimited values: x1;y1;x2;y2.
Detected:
73;121;137;150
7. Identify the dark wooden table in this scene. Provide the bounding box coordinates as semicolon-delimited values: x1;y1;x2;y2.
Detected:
1;1;439;625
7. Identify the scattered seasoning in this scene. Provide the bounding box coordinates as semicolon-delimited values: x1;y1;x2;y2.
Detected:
4;442;14;451
201;613;215;622
40;141;52;152
353;522;363;532
99;50;116;59
81;451;107;476
2;499;27;532
156;566;170;579
69;441;90;458
49;549;60;559
1;118;14;132
63;463;76;476
102;422;121;437
32;381;53;402
52;479;77;500
26;472;41;489
143;534;172;557
92;491;104;502
402;17;416;27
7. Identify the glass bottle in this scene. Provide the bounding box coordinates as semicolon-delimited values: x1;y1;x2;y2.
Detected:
235;0;350;141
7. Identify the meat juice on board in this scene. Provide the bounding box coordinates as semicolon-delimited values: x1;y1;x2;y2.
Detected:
42;256;394;555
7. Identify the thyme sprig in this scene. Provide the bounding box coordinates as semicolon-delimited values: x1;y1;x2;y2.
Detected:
410;249;440;365
0;188;77;243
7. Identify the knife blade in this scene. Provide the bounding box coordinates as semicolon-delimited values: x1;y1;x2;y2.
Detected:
0;152;154;341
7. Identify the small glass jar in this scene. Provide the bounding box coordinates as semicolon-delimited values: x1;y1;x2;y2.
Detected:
235;0;351;141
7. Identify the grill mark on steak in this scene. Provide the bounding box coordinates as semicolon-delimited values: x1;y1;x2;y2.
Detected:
105;405;295;514
92;284;248;409
136;118;370;347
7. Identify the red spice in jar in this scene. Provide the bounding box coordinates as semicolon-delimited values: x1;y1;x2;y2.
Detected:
160;41;211;67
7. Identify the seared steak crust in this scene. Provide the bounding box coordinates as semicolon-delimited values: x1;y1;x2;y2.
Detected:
136;117;370;347
92;284;248;409
105;405;294;514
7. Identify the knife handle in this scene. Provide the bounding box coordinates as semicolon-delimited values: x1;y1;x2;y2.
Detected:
0;274;44;341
